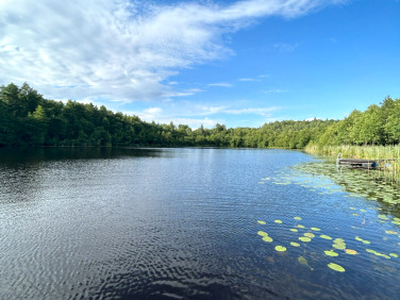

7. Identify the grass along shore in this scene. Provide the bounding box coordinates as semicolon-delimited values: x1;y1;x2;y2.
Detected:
305;144;400;184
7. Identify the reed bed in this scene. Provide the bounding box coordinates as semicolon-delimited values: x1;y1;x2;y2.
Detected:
305;144;400;184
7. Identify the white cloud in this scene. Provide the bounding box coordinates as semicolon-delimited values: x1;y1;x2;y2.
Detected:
208;82;233;88
263;88;289;93
238;78;257;82
0;0;347;102
274;42;299;52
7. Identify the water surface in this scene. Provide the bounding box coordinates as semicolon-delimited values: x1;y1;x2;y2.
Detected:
1;148;400;299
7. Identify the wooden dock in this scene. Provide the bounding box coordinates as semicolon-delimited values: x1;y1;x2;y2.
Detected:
336;153;395;169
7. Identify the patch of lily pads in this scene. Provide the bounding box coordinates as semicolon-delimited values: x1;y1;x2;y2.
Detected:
256;213;400;275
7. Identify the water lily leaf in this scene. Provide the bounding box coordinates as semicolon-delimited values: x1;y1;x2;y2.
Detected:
362;240;371;245
298;256;314;270
294;217;302;221
304;233;315;238
389;253;398;258
385;230;398;235
290;229;298;232
352;213;359;216
344;249;358;255
349;207;356;210
257;220;266;225
310;227;321;231
257;231;268;237
262;236;273;243
320;235;332;240
275;245;287;252
334;238;345;244
355;236;363;242
333;243;346;250
378;214;389;220
274;220;283;224
324;250;339;257
360;209;367;212
328;263;345;272
299;237;311;242
290;242;300;247
296;225;306;229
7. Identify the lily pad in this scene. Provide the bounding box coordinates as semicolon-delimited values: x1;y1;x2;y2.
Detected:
333;243;346;250
290;242;300;247
257;220;266;225
274;220;283;224
344;249;358;255
294;217;302;221
389;253;398;258
320;235;332;240
298;256;314;270
334;238;345;244
304;233;315;238
310;227;321;231
296;225;306;229
299;237;311;242
257;231;268;237
262;236;273;243
378;214;389;220
328;262;345;272
385;230;398;235
290;228;298;232
275;245;287;252
324;250;339;257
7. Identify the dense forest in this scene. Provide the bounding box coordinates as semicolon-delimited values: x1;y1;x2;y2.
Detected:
0;83;399;149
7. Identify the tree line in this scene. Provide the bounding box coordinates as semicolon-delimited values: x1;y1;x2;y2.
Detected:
0;83;398;148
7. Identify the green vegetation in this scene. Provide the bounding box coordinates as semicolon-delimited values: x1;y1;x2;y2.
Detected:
1;83;399;158
0;82;333;148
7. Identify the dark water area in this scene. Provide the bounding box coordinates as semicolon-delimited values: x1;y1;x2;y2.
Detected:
1;147;400;299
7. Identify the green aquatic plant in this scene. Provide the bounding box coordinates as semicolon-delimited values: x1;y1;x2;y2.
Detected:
296;225;306;229
274;220;283;224
298;256;314;270
262;236;273;243
310;227;321;231
344;249;358;255
304;232;315;238
299;237;311;242
324;250;339;257
327;262;345;272
275;246;287;252
294;216;302;221
333;243;346;250
257;220;266;225
290;228;298;232
290;242;300;247
320;234;332;240
257;231;268;237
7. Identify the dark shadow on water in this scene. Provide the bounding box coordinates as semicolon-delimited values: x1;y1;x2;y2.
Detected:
0;147;166;165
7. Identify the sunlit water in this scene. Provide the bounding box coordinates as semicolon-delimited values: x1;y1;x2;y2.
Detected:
1;148;400;299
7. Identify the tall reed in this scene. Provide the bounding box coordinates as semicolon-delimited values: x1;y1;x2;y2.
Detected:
305;144;400;184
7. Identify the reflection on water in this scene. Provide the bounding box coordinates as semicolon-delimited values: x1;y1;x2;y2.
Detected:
1;148;400;299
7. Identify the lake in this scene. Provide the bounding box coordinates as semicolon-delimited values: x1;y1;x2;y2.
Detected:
1;147;400;299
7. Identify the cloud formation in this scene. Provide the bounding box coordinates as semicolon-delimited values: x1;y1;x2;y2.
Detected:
0;0;347;102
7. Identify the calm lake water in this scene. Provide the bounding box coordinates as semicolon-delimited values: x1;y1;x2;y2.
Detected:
1;147;400;299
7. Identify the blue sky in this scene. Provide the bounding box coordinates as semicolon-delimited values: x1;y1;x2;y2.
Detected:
1;0;399;128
